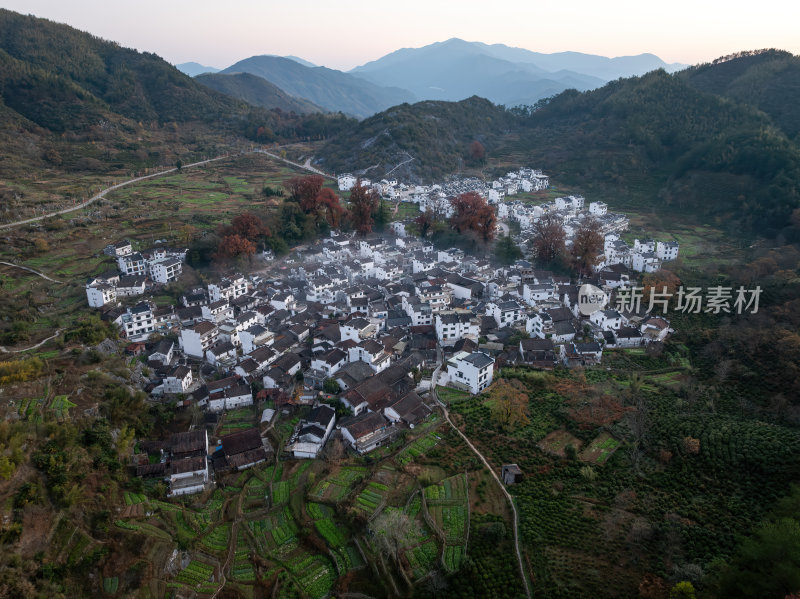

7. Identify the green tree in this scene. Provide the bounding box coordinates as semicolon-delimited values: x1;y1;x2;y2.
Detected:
487;379;530;431
719;517;800;598
669;581;697;599
323;378;341;394
495;233;522;265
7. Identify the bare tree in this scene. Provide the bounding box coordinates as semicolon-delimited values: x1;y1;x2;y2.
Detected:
627;374;650;474
370;510;412;570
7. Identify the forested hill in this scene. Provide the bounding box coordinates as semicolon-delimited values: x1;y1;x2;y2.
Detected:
319;53;800;238
0;9;355;181
518;66;800;236
0;9;245;128
679;50;800;141
317;96;521;182
195;72;325;115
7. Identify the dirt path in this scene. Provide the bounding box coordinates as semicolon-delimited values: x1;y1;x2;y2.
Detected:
0;261;63;283
0;154;235;231
0;329;63;354
431;358;531;598
384;155;414;177
253;149;335;180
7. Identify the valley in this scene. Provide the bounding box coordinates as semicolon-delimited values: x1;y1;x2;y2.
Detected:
1;7;800;599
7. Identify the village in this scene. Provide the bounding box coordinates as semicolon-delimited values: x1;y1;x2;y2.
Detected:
82;166;678;499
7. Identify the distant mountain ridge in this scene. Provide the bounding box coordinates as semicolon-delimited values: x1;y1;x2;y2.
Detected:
220;55;416;118
175;62;220;77
349;38;688;106
196;72;324;114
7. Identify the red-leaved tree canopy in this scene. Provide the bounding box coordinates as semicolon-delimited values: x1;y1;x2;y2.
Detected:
349;181;379;236
450;191;496;242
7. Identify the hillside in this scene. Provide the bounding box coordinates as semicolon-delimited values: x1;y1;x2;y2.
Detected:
514;68;800;235
320;62;800;237
0;9;247;126
318;96;520;182
679;49;800;140
221;55;416;118
196;72;324;114
0;9;355;221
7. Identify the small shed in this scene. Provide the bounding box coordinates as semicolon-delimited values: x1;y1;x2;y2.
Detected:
502;464;524;485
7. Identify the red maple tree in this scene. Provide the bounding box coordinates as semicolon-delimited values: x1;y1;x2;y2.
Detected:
348;182;379;236
214;234;256;261
450;191;496;242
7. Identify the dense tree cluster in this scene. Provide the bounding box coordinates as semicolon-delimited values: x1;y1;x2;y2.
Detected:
450;191;496;243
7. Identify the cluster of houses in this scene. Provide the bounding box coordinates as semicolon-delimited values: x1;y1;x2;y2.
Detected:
85;240;186;308
338;167;678;276
337;168;549;218
90;167;681;498
133;423;273;497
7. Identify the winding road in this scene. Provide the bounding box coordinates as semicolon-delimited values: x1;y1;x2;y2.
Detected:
252;149;334;180
0;149;336;233
0;261;63;283
0;329;63;354
0;154;237;231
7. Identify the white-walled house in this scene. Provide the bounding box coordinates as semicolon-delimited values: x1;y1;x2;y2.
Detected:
340;411;394;454
120;302;155;341
149;258;182;284
86;283;116;308
202;300;234;324
118;253;146;276
444;351;495;394
341;318;373;342
337;174;357;191
656;241;680;261
486;300;525;328
150;340;174;366
166;430;209;498
117;276;147;297
290;404;336;459
589;201;608;216
208;276;248;302
269;292;295;312
523;283;557;305
208;384;253;413
164;365;192;394
206;341;237;366
590;309;625;331
348;339;391;373
435;311;480;344
180;320;218;358
311;348;348;377
632;252;661;273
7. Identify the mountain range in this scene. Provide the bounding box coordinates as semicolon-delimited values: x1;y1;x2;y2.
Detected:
0;9;354;182
217;55;415;118
349;38;686;106
182;39;687;117
175;61;220;77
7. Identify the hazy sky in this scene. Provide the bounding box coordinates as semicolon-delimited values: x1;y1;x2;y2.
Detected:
3;0;798;70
